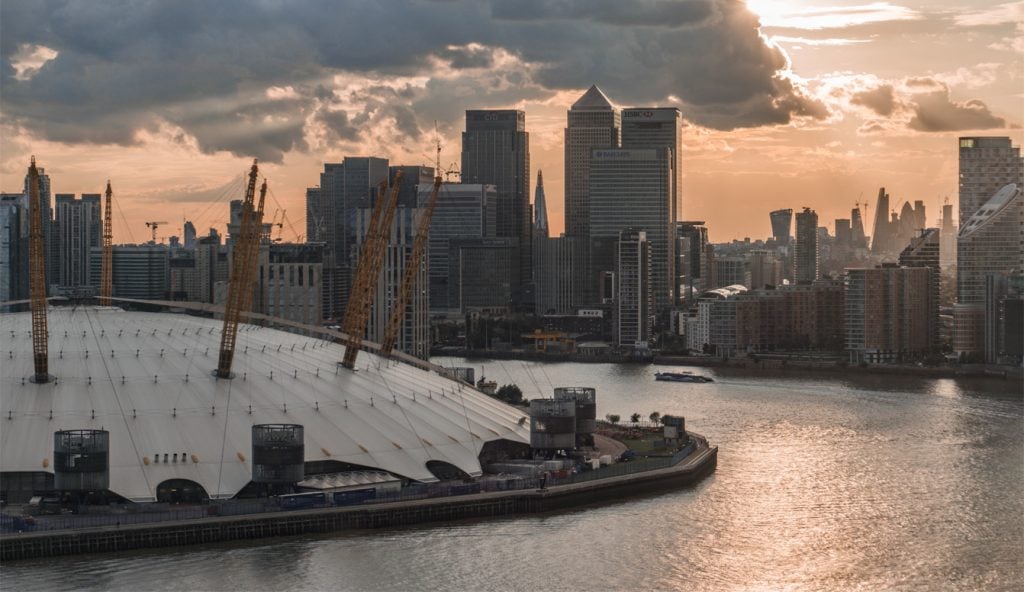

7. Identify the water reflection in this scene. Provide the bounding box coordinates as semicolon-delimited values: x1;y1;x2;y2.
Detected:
3;363;1021;591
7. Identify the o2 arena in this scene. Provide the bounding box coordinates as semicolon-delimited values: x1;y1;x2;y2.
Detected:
0;306;531;503
1;159;532;506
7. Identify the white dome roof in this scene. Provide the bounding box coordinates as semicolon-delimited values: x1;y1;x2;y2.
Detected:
0;307;529;501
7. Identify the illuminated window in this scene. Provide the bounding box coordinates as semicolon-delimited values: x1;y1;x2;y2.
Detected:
960;139;975;148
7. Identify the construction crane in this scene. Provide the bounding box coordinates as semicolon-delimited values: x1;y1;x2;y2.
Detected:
380;176;443;357
145;221;168;243
443;162;461;182
100;181;114;306
27;157;49;383
341;172;404;369
241;179;269;314
216;160;260;379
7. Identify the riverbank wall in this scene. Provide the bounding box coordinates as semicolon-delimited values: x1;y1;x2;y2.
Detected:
0;446;716;561
436;349;1021;381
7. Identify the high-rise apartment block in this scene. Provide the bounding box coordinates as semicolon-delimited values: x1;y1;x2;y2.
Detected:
354;206;429;359
794;207;819;284
256;243;324;328
55;193;102;290
615;228;652;348
898;228;941;349
846;265;934;363
955;137;1024;358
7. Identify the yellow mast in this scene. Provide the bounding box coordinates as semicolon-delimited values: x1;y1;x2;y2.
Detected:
27;157;49;383
100;181;113;306
340;171;404;369
380;176;442;357
216;160;260;378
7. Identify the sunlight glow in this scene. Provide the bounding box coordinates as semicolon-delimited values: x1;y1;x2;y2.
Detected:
747;1;921;30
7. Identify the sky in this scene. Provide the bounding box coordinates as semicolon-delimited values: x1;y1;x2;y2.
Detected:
1;0;1021;244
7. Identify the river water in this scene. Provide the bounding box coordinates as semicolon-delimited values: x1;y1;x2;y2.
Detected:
3;361;1021;591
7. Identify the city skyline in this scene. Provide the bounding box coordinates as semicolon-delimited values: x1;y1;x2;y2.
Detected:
1;1;1021;243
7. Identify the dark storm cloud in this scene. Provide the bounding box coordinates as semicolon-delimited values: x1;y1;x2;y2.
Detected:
436;45;495;69
1;0;826;158
908;89;1007;132
491;0;715;27
317;109;360;142
850;85;896;116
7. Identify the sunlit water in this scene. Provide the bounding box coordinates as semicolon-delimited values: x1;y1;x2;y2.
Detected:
3;361;1021;591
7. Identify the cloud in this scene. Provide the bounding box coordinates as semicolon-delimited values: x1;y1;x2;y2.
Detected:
768;36;873;46
907;89;1007;132
1;0;828;161
851;84;896;116
953;1;1023;27
749;1;920;30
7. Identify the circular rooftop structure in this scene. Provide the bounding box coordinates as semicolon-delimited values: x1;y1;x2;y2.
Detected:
0;307;529;502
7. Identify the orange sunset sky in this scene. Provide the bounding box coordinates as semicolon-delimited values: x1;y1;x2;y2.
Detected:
2;0;1021;243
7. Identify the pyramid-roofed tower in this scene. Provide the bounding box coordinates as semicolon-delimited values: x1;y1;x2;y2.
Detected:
572;85;615;110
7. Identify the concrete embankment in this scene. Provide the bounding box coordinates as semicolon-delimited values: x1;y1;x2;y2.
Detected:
0;446;717;561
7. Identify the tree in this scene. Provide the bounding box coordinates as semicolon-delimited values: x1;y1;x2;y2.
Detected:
495;384;523;405
649;411;661;425
606;414;621;425
630;413;641;425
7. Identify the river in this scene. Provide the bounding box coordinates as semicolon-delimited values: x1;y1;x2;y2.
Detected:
3;360;1021;591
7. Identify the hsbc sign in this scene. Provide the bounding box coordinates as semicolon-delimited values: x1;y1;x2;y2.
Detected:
622;108;678;122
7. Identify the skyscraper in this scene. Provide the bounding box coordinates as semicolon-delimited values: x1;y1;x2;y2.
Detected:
589;148;674;311
677;221;709;303
850;206;867;249
0;193;29;304
308;157;390;319
183;221;197;250
769;209;792;245
955;137;1024;357
564;86;619;241
461;109;530;291
794;207;819;284
564;86;620;309
621;107;680;309
55;193;101;290
390;165;435;208
870;187;893;255
940;201;955;268
417;182;495;313
615;228;651;348
533;170;548;238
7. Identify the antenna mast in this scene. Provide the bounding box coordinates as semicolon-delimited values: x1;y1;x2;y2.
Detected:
27;157;49;383
100;181;113;306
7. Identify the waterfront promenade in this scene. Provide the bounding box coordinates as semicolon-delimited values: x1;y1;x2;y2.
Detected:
0;438;716;561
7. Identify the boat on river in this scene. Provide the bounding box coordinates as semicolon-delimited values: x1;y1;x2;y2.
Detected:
655;371;714;383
